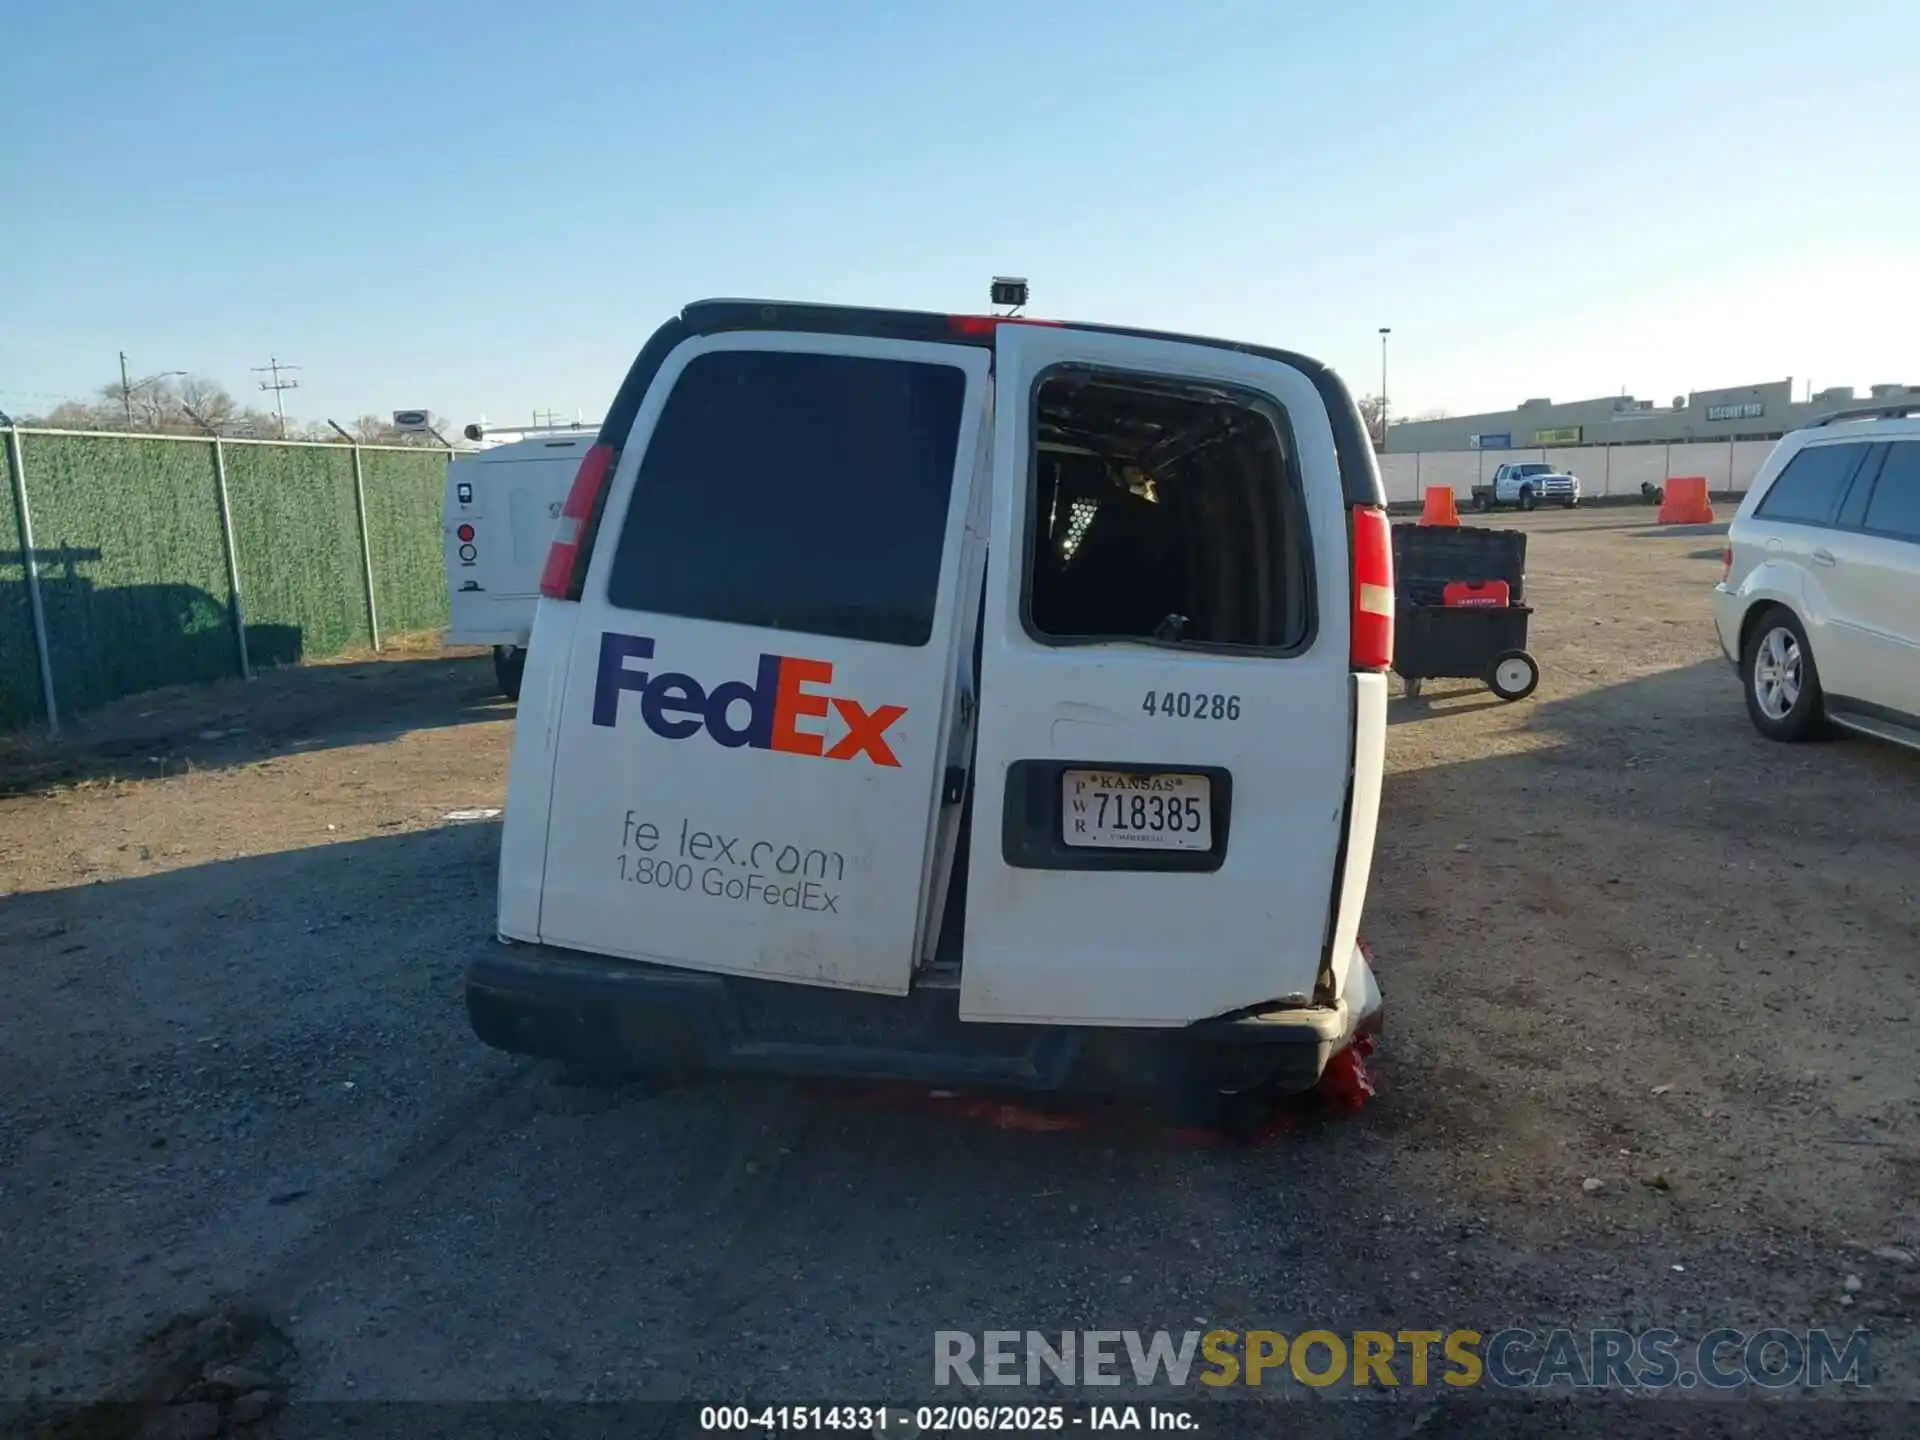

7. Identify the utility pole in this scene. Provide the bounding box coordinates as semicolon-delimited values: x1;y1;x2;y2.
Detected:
120;351;133;427
252;357;302;437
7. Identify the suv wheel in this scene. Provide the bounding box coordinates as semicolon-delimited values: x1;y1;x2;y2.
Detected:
1741;608;1826;742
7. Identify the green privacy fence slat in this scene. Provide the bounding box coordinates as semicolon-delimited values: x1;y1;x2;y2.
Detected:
0;432;456;733
224;442;371;665
360;448;451;636
0;438;46;729
21;433;237;720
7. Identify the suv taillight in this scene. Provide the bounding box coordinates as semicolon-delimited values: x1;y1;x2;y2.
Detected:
1350;505;1394;671
1721;545;1733;583
539;443;616;600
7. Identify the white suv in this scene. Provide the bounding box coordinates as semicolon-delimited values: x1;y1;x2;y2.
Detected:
1714;403;1920;750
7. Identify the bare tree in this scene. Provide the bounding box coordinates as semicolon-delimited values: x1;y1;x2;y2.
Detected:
1356;393;1385;445
28;378;449;448
179;377;239;432
67;374;242;435
41;400;107;430
352;413;393;444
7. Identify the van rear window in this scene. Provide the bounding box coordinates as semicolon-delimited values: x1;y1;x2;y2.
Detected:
604;349;967;646
1024;369;1312;651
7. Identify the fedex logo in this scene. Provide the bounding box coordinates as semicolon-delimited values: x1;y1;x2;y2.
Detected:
591;632;906;767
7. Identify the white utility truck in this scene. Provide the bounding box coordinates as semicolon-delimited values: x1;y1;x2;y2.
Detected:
443;426;598;698
465;296;1390;1117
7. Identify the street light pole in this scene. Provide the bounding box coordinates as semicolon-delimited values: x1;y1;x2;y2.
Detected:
1378;328;1391;448
117;354;188;431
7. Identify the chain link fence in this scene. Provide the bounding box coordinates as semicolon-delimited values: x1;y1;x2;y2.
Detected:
1;427;452;733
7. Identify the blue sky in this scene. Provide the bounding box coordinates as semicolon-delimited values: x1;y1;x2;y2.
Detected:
3;0;1915;430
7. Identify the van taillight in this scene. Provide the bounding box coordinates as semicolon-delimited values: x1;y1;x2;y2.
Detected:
539;442;615;600
945;314;1064;335
1350;505;1394;672
1721;546;1733;582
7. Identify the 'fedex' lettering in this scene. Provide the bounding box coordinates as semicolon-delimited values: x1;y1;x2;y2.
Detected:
591;632;906;767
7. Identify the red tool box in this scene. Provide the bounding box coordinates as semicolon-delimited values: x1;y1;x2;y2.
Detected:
1442;579;1511;608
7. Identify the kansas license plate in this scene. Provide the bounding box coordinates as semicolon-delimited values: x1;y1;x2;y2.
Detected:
1061;770;1212;851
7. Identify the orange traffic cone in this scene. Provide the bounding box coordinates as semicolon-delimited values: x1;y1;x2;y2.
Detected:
1419;486;1460;527
1658;476;1715;525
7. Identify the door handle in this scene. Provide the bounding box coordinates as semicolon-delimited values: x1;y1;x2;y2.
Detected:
1812;548;1837;567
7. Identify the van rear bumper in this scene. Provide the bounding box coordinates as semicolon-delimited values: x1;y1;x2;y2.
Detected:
466;942;1380;1101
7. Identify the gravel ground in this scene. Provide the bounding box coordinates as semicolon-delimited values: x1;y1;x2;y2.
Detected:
2;508;1918;1436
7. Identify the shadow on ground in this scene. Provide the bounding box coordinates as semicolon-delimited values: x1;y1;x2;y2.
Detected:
0;650;505;797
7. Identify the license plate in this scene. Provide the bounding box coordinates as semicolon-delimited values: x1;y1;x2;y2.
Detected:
1061;770;1212;851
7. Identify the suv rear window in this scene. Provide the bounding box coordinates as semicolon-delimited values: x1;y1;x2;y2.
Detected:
1861;441;1920;541
604;349;967;646
1757;441;1871;525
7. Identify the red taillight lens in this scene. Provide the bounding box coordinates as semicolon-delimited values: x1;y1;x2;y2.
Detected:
945;314;1064;335
456;523;475;543
539;442;615;600
1721;546;1733;582
1350;505;1394;671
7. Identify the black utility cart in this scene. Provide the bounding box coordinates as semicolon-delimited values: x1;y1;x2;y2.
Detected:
1391;523;1539;702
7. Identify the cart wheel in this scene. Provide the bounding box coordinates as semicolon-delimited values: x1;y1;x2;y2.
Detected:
1487;650;1539;702
1402;676;1423;699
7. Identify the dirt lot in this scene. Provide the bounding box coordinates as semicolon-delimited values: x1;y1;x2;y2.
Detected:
3;507;1918;1435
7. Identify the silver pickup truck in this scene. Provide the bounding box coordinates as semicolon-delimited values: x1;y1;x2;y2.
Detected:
1471;461;1580;512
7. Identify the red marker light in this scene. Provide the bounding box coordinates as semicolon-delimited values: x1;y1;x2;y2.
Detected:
945;314;1065;335
457;524;475;543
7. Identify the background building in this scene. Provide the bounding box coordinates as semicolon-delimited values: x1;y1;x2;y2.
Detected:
1384;379;1915;453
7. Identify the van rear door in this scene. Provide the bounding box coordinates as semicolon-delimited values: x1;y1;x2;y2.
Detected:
536;332;990;996
961;322;1358;1026
480;438;591;597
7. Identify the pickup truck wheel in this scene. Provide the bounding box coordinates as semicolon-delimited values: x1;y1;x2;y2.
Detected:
1472;492;1491;513
493;644;526;701
1519;487;1536;512
1562;497;1578;509
1487;649;1539;701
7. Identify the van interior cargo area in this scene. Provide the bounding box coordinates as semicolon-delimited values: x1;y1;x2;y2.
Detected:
1026;368;1307;650
925;370;1309;981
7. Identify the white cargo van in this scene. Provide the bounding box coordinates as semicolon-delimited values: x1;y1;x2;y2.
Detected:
443;430;597;698
466;299;1391;1112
